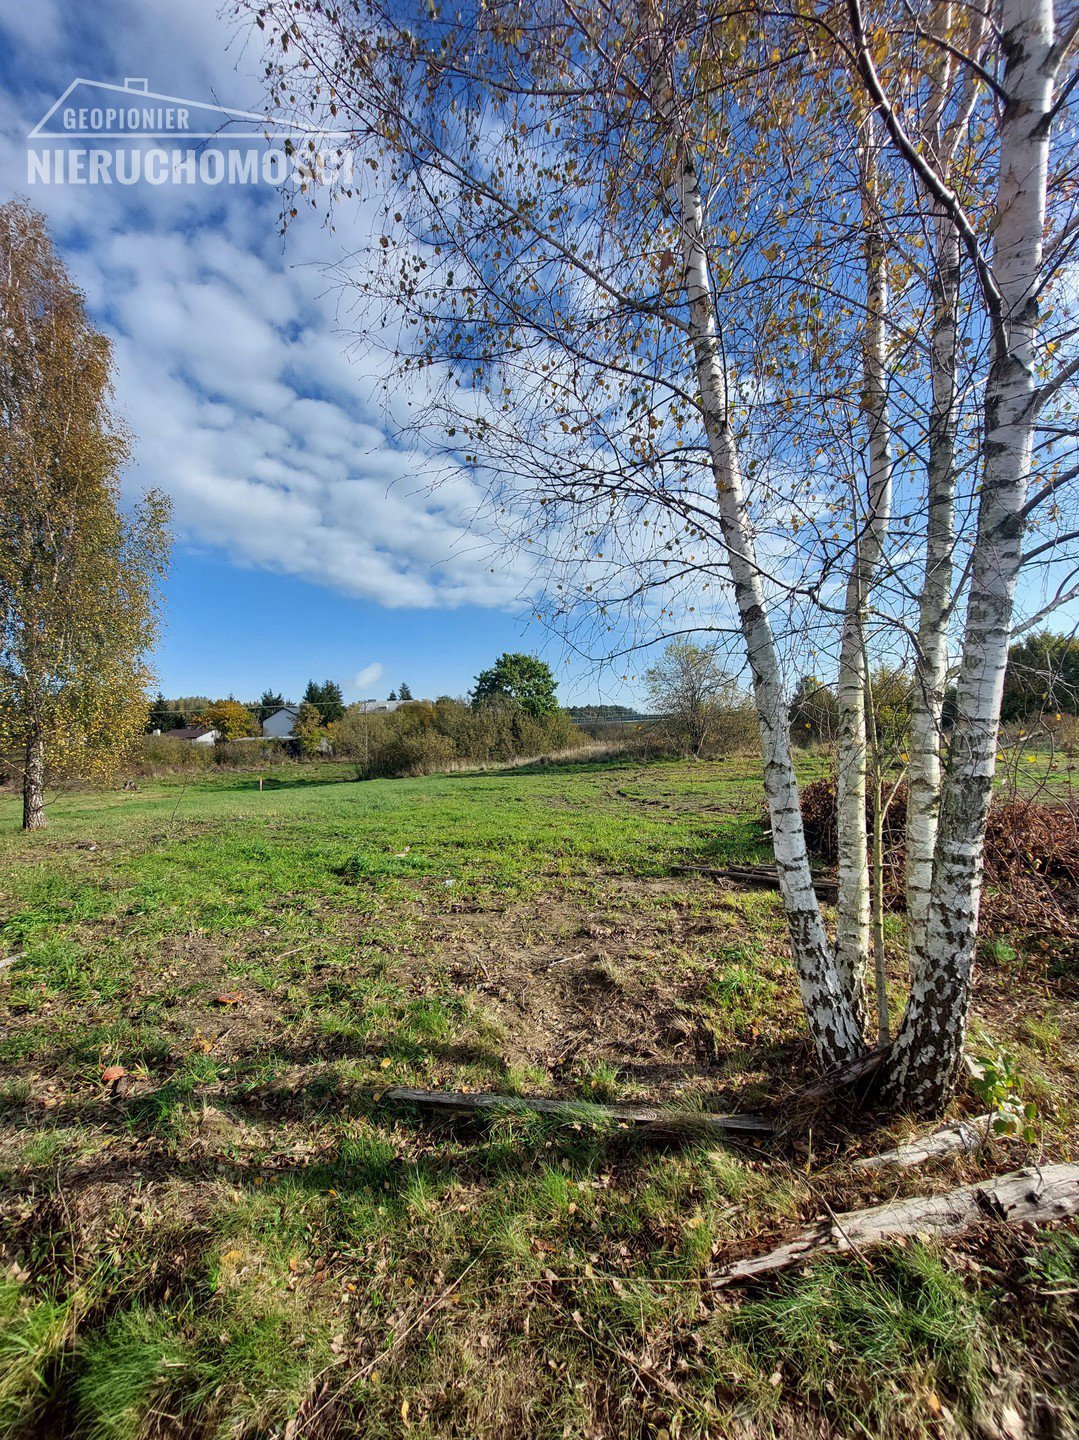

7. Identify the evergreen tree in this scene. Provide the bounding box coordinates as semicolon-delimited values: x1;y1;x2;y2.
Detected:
302;679;344;724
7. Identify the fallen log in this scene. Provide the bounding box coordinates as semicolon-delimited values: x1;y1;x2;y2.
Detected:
709;1162;1079;1287
853;1115;991;1170
376;1086;773;1137
671;863;838;903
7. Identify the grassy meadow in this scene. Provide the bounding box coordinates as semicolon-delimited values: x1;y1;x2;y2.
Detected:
0;756;1076;1439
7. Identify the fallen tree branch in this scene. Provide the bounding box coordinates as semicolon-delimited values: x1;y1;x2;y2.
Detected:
376;1086;773;1137
853;1115;991;1170
709;1163;1079;1287
671;863;838;903
783;1045;890;1111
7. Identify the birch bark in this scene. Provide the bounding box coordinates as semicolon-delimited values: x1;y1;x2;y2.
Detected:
905;200;958;961
889;0;1055;1109
22;729;45;832
675;142;865;1069
835;117;892;1029
905;5;984;959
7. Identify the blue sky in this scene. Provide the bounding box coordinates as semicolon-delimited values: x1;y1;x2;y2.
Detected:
0;0;629;706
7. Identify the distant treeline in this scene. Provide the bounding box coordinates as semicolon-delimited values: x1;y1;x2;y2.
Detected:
565;704;652;724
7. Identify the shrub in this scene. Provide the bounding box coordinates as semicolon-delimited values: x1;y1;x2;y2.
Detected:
211;740;283;768
128;735;215;775
789;777;1079;941
331;697;583;776
126;736;291;776
704;705;760;756
370;728;458;777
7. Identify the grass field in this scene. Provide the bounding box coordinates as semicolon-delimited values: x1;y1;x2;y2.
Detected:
0;757;1076;1439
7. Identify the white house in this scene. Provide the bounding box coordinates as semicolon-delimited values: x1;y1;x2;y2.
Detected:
165;725;218;745
262;706;301;739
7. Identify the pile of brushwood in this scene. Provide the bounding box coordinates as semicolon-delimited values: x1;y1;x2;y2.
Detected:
787;779;1079;945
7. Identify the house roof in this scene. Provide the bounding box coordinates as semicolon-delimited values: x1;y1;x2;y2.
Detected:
169;725;216;741
265;706;300;719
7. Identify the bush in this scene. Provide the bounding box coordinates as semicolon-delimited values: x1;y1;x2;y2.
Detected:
330;698;583;777
370;728;458;777
211;740;284;768
789;777;1079;942
128;735;216;775
704;705;760;756
126;735;289;776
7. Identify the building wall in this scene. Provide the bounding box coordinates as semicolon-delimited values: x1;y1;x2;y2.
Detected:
263;708;298;739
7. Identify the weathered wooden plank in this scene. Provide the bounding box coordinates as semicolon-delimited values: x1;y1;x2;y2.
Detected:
377;1086;773;1135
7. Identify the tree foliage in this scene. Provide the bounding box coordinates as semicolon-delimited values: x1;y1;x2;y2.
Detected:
293;700;327;756
302;679;344;724
471;653;558;716
332;694;577;771
643;641;745;756
1001;632;1079;722
257;689;286;724
197;699;259;741
0;201;170;830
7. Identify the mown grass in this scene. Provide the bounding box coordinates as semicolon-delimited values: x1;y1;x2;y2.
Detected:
0;756;1075;1439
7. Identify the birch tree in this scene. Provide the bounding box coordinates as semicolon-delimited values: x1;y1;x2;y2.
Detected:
844;0;1078;1107
834;108;893;1030
241;0;1079;1109
0;202;171;831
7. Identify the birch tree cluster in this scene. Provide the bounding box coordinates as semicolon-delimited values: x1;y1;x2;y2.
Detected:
242;0;1079;1110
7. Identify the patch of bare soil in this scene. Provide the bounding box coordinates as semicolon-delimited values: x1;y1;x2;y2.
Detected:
414;875;801;1104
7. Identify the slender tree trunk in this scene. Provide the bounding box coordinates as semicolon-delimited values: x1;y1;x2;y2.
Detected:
864;673;890;1045
22;729;46;831
675;143;865;1070
835;118;892;1030
888;0;1054;1111
870;772;890;1045
906;206;959;959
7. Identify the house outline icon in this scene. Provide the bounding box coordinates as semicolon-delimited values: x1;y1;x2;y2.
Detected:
29;77;352;141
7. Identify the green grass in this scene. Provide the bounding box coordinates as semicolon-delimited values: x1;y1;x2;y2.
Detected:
0;755;1074;1439
726;1246;991;1436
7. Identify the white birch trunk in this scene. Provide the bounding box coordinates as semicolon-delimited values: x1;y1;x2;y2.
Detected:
889;0;1055;1110
835;119;892;1029
675;144;865;1070
905;202;959;961
904;0;978;958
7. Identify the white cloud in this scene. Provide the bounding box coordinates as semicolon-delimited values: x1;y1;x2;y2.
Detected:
348;663;383;697
0;1;539;613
